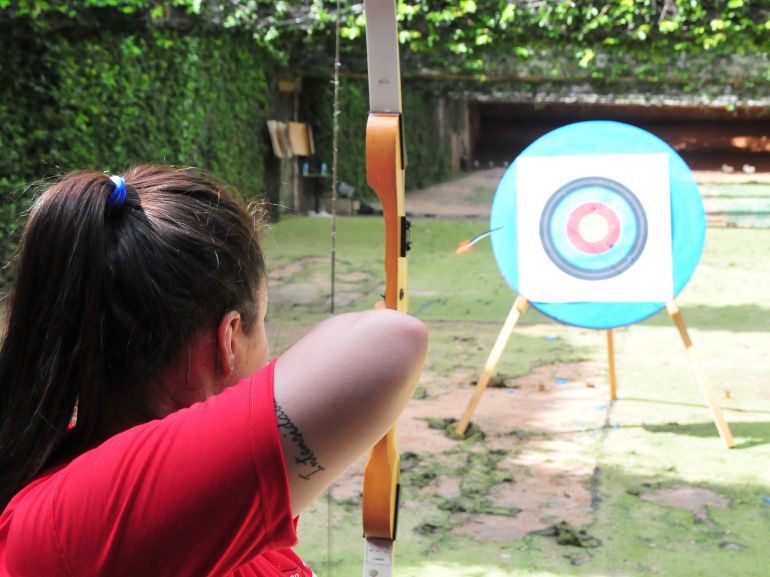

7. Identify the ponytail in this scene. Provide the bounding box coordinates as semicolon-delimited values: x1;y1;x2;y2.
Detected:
0;166;266;510
0;173;112;509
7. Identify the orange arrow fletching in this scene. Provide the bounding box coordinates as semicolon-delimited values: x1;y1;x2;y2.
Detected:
456;240;474;254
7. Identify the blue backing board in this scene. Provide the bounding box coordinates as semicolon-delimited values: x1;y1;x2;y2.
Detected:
490;121;705;329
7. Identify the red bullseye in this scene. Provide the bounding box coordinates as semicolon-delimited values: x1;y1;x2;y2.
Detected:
566;202;621;254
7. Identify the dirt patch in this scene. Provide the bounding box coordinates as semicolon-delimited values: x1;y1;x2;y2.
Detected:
269;282;324;306
337;271;371;283
328;359;609;540
453;513;534;542
403;362;608;439
640;486;730;521
328;291;364;309
269;257;328;280
268;257;369;311
329;455;366;502
422;476;462;500
404;169;503;218
454;458;595;542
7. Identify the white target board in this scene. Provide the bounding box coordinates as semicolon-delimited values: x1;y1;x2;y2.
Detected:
516;153;672;303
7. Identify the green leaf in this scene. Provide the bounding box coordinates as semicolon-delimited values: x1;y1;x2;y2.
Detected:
658;20;679;33
577;48;595;68
710;19;725;31
149;4;164;20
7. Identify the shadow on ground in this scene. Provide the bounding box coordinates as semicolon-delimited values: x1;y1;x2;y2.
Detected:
643;420;770;449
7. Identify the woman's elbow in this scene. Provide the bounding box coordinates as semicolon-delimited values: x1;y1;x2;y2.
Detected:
374;309;428;363
399;312;429;367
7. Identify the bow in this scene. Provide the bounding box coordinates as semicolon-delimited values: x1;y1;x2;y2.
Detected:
361;1;409;575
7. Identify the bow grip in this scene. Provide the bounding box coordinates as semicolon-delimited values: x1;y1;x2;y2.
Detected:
366;113;408;313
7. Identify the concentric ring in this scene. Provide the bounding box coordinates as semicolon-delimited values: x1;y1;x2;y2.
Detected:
566;202;620;254
539;176;648;281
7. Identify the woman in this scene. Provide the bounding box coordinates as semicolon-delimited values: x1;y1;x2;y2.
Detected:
0;165;427;576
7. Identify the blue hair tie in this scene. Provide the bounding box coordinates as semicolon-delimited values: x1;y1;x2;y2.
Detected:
108;175;127;209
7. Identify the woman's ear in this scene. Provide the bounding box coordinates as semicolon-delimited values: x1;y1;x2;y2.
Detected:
216;311;242;377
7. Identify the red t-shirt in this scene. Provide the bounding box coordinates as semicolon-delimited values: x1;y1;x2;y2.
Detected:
0;361;314;577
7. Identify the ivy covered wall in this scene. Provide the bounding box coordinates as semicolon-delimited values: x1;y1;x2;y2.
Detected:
1;18;275;201
0;16;280;274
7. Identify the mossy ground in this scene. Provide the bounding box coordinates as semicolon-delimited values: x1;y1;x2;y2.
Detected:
263;181;770;577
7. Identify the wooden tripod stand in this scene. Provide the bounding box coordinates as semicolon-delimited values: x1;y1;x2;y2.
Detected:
454;296;735;448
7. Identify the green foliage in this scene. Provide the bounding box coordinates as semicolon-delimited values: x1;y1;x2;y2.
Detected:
302;76;452;200
46;30;272;194
0;24;271;189
0;0;331;62
340;1;769;99
0;22;53;200
402;85;452;191
301;76;368;201
397;1;769;74
0;13;276;286
10;2;768;92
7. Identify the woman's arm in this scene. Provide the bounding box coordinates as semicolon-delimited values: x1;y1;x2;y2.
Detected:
273;309;428;515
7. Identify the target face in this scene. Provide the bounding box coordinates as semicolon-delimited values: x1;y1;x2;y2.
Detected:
491;121;706;329
540;176;647;280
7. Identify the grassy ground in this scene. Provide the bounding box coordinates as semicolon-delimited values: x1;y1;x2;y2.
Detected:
262;191;770;576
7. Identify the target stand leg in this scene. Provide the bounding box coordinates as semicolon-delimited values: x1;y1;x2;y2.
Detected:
455;296;529;436
666;301;735;449
606;329;619;401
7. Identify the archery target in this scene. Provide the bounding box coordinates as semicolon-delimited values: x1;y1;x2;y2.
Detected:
491;121;706;329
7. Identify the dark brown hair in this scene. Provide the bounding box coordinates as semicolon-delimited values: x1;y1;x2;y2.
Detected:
0;165;266;509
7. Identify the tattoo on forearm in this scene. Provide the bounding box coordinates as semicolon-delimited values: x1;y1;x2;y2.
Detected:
275;401;326;481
